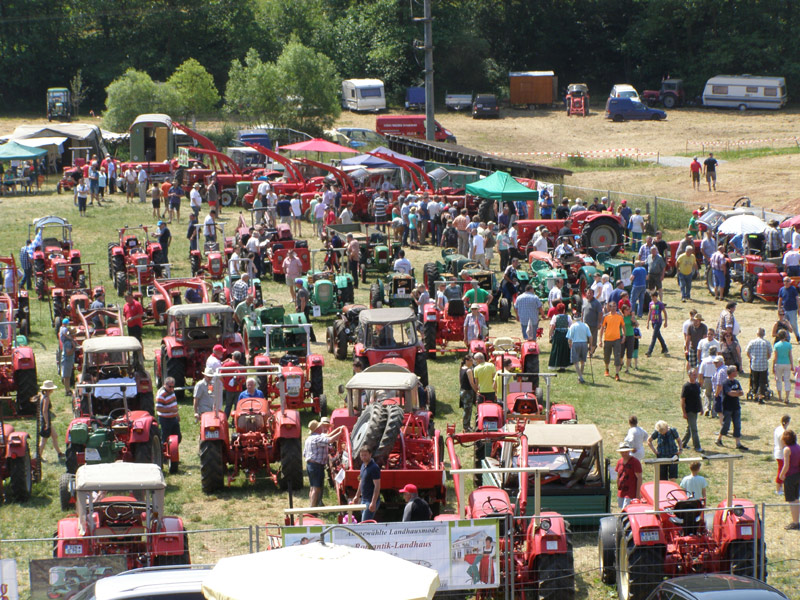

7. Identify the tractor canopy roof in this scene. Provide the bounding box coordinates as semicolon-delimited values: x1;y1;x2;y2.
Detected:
358;307;416;326
523;423;602;448
32;215;71;231
345;364;419;391
75;462;165;492
167;302;233;317
82;336;142;354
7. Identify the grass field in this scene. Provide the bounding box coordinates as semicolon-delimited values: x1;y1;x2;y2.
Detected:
2;107;800;595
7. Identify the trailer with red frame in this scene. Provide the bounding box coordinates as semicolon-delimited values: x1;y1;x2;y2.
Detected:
329;365;445;514
599;454;764;600
516;211;625;258
31;215;89;299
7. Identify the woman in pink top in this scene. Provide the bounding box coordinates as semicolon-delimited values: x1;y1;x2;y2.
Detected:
779;428;800;530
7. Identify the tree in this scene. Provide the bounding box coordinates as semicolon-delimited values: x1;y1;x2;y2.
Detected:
70;70;88;118
103;69;180;132
224;49;284;126
167;58;221;129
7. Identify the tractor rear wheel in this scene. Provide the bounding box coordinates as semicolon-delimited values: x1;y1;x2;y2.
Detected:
350;404;388;468
138;392;155;415
582;217;623;257
59;473;74;510
498;297;510;322
426;385;437;416
220;189;236;207
616;517;662;600
369;283;383;308
200;440;225;493
319;394;328;417
728;538;766;580
335;321;349;360
8;447;32;502
279;438;304;492
374;404;404;465
135;430;163;469
414;349;430;386
423;263;439;295
662;95;676;109
326;326;335;354
741;285;755;303
35;275;45;299
523;354;540;390
310;365;323;397
65;444;82;475
20;317;30;337
14;367;38;415
166;356;186;403
537;550;575;600
115;271;127;297
423;321;437;354
598;517;617;584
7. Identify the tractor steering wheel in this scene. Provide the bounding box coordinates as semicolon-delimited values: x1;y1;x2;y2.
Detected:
482;496;511;515
107;407;128;421
103;502;136;522
186;329;208;340
666;488;685;505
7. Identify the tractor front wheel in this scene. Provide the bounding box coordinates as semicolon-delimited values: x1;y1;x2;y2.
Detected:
426;385;437;416
200;440;225;493
537;551;575;600
115;271;127;297
279;438;304;492
523;354;540;390
14;367;38;415
326;326;335;354
423;321;437;354
59;473;74;510
65;444;82;474
310;365;323;397
318;394;328;417
741;285;755;303
414;349;430;386
166;356;187;403
598;517;617;584
8;447;32;502
728;538;766;580
616;517;662;600
423;263;439;295
498;297;510;322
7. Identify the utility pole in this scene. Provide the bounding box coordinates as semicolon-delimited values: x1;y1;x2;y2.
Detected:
413;0;434;141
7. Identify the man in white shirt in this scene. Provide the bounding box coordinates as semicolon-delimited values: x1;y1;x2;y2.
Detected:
470;228;486;267
698;348;719;415
290;195;302;236
554;239;574;259
623;415;649;461
783;248;800;276
136;166;148;203
203;210;218;244
600;274;613;304
792;226;800;250
265;189;278;227
106;159;116;194
696;328;720;362
190;183;203;217
229;248;240;277
393;250;412;275
313;201;326;239
322;186;336;208
124;168;136;202
590;272;604;299
548;279;563;308
339;203;353;225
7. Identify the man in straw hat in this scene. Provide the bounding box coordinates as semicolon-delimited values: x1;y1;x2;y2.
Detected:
193;367;221;422
615;441;642;509
37;380;65;462
303;417;344;506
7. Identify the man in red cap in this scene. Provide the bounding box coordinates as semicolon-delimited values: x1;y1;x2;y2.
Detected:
400;483;432;522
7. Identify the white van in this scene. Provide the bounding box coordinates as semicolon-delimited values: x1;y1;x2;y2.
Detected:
341;79;386;112
609;84;640;101
702;75;787;110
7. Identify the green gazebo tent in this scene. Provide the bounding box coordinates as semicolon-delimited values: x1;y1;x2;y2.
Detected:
465;170;538;201
0;140;48;160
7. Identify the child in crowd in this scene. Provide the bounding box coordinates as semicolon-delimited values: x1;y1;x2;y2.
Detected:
680;461;708;500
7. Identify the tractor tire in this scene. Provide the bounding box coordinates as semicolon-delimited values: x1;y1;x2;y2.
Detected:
616;517;663;600
191;254;200;276
369;283;383;308
582;217;624;257
152;249;164;278
138;392;155;415
113;254;125;275
350;404;388;468
326;326;335;354
741;285;755;303
310;365;324;397
8;447;32;502
523;353;540;390
414;349;430;386
423;263;439;295
279;438;304;492
59;473;74;510
374;403;404;465
77;273;86;289
115;271;127;297
728;538;767;580
662;95;676;109
498;297;510;322
135;430;163;470
200;440;225;493
319;394;328;417
537;550;575;600
334;321;349;360
426;385;437;416
35;275;45;299
20;317;30;338
65;444;83;475
706;267;731;297
166;357;187;403
598;517;618;584
664;264;676;278
14;367;38;414
220;189;236;207
423;321;437;354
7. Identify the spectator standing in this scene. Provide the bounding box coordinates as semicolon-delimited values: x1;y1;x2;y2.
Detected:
282;249;304;301
648;420;683;481
772;308;794;343
150;182;162;219
581;288;603;356
98;168;107;202
778;429;800;530
231;272;251;306
681;368;704;452
700;229;715;266
676;247;697;301
469;227;485;266
87;161;99;205
600;301;625;381
646;246;666;293
459;354;478;431
168;182;183;222
715;365;747;450
710;246;728;301
514;284;543;340
354;446;381;521
153;220;171;265
19;240;32;291
472;352;497;403
346;233;360;288
778;277;800;342
598;274;613;304
621;304;637;373
186;213;198;252
772;330;793;404
774;414;791;495
745;328;772;404
624;415;649;462
783;247;800;276
453;208;470;256
496;226;511;272
628;208;646;250
106;158;116;194
123;293;144;343
291;194;303;236
548;304;572;370
630;261;648;317
74;178;89;216
464;304;488;346
193;368;220;421
566;313;591;383
156;377;181;446
36;381;64;461
703;152;718;191
501;258;520;305
685;314;707;371
697;328;720;362
400;483;432;522
294;280;316;342
137;165;148;203
717;302;740;341
615;442;642;508
538;189;553;219
689;157;702;191
680;462;708;499
711;355;727;421
698;347;720;416
124;167;136;202
313;200;326;239
304;418;344;506
645;291;669;357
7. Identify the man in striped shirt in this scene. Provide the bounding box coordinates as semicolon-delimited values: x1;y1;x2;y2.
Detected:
156;377;181;443
371;192;388;231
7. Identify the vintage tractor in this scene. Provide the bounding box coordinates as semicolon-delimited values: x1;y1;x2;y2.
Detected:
0;401;39;502
516;212;626;258
421;280;490;355
298;250;355;316
664;239;703;278
737;251;790;304
642;78;685;109
599;454;765;600
154;303;246;401
199;364;303;493
443;428;576;600
369;272;416;309
566;83;590;116
326;303;369;360
146;277;210;326
108;226;166;297
0;301;38;418
54;463;189;569
190;223;234;281
241;300;297;360
329;365;444;514
259;222;311;281
0;255;31;337
30;215;89;299
469;336;544;400
67;305;124;372
251;323;327;415
353;308;429;386
422;249;475;294
328;223;395;282
461;268;512;321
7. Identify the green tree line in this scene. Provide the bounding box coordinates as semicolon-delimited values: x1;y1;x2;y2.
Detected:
2;0;799;118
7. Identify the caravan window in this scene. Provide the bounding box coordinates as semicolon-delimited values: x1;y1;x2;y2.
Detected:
351;89;356;98
780;86;786;96
746;86;758;93
711;85;728;95
360;87;383;98
764;87;778;97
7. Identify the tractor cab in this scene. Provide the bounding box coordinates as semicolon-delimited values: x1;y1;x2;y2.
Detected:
30;215;74;255
354;308;428;385
566;83;590;116
166;303;236;348
190;222;233;281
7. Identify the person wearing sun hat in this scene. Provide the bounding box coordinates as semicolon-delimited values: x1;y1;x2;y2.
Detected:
193;367;220;422
615;441;642;508
37;380;65;462
303;417;344;506
463;303;487;346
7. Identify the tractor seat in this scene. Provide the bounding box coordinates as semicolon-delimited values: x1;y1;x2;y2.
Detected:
272;243;284;251
493;337;516;352
669;498;705;535
446;299;465;317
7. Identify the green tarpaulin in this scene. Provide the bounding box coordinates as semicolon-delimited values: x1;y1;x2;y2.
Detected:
465;170;538;201
0;140;48;160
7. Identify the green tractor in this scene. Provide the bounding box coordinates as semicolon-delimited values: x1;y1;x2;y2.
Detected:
530;256;571;306
241;300;308;360
298;250;355;317
215;257;263;307
422;249;478;294
327;223;398;282
369;273;416;309
459;267;512;321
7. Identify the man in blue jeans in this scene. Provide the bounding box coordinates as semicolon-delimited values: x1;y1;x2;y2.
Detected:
645;291;669;357
354;446;381;521
715;365;748;451
630;260;647;317
778;277;800;343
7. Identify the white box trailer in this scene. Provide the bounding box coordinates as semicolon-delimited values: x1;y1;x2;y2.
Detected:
702;75;787;111
341;79;386;112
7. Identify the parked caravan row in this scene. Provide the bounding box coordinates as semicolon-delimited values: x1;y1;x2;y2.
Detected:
701;75;787;110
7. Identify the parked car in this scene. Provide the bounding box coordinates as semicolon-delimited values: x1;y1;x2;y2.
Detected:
71;565;212;600
325;127;385;149
605;97;666;122
472;94;500;119
644;574;788;600
375;115;456;143
609;84;641;101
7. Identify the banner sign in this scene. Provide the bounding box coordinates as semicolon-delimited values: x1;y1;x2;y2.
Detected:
29;557;127;600
0;559;19;600
283;518;500;591
178;146;189;168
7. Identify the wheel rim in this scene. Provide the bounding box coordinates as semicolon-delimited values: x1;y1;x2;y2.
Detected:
589;224;617;254
618;535;630;599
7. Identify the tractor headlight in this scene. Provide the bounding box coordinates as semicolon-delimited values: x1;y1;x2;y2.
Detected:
539;518;551;531
345;328;350;334
732;506;745;517
304;381;311;390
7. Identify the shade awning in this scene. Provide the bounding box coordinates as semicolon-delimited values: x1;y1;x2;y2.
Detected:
279;138;357;154
0;140;48;160
465;171;538;202
717;214;768;235
341;145;424;167
13;136;68;153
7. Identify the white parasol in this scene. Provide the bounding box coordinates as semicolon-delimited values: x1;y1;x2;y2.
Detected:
202;541;440;600
716;214;768;236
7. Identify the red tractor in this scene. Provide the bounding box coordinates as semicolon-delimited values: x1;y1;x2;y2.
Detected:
154;303;245;402
252;324;327;415
108;226;166;297
0;301;38;418
352;307;429;387
145;277;210;326
190;223;234;281
516;211;626;258
642;78;685;109
442;428;576;600
599;454;765;600
421;281;490;356
329;365;445;514
67;304;124;372
240;142;325;208
469;336;542;390
0;402;39;501
54;463;189;569
738;253;791;304
664;239;703;278
234;218;311;281
566;83;590;116
0;255;31;337
31;215;89;299
199;365;303;492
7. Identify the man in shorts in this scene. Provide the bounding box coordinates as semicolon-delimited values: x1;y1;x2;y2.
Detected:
303;418;344;506
689;157;702;191
703;152;718;191
600;301;625;381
